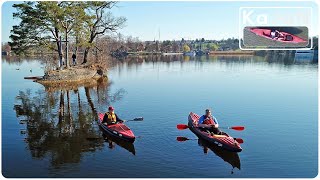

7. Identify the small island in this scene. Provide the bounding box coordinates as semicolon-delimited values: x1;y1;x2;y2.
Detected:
8;2;125;85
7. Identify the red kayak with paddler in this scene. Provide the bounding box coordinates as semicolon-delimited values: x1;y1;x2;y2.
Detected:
177;110;244;152
249;28;307;43
187;112;243;152
97;106;141;143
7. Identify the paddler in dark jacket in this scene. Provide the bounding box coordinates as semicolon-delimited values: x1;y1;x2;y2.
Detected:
102;106;124;125
198;109;221;135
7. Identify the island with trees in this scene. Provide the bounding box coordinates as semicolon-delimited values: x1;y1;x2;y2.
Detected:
8;1;126;84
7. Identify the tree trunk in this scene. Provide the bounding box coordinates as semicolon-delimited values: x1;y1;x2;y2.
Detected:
82;48;90;64
82;31;95;64
95;47;98;62
54;28;63;68
75;35;79;55
65;28;69;68
57;40;63;67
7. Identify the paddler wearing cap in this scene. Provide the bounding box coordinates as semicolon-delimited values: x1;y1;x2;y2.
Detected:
102;106;124;125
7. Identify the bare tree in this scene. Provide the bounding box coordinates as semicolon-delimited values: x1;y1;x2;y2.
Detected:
82;2;126;64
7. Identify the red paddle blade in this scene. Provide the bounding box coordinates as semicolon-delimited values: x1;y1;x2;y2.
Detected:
176;137;189;141
234;138;244;144
177;124;188;130
230;126;245;131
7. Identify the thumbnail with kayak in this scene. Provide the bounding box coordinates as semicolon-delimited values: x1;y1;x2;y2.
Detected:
249;28;307;43
242;26;309;48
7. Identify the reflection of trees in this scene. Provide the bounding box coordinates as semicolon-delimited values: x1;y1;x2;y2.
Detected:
263;50;295;65
111;53;310;67
13;77;126;168
2;56;57;71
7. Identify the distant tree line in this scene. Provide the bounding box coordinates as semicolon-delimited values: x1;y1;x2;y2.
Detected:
107;37;242;54
177;38;240;52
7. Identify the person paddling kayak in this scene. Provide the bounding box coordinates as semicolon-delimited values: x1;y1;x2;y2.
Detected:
102;106;124;125
198;109;221;135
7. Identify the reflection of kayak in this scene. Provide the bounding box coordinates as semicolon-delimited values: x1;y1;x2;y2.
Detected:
102;131;136;155
183;51;196;56
98;113;135;143
198;138;241;170
249;28;307;43
188;112;242;152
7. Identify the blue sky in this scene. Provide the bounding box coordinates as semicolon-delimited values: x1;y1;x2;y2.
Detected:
1;1;319;43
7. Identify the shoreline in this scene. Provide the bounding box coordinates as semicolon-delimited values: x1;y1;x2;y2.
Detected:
209;51;254;56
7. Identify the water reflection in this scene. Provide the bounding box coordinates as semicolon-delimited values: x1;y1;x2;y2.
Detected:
294;50;318;64
101;133;136;155
110;54;318;83
13;77;127;168
112;52;318;67
197;139;241;174
4;53;317;177
2;55;59;71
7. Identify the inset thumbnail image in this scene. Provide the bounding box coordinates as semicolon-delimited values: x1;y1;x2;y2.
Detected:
243;26;309;48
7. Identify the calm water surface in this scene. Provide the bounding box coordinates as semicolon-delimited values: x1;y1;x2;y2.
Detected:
2;55;318;177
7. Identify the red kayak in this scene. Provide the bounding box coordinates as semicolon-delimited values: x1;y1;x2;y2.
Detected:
249;28;307;43
98;113;135;143
188;112;242;152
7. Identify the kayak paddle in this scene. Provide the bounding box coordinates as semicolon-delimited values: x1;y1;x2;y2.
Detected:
124;117;144;122
177;124;189;130
234;138;244;144
176;136;244;144
176;136;197;141
221;126;245;131
177;124;245;131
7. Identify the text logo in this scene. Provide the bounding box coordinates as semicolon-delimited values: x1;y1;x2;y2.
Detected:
242;10;268;25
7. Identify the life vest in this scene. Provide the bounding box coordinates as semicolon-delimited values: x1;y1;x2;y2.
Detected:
105;112;116;123
203;116;215;125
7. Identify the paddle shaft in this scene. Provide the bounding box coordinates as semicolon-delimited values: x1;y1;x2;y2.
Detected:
220;126;244;130
177;136;244;143
125;119;140;122
201;125;244;131
124;117;144;122
177;124;244;131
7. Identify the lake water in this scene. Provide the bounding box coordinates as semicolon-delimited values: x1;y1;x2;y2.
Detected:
1;55;318;178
